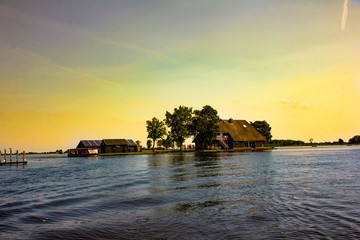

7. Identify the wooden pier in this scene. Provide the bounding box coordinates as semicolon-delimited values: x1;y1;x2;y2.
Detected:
0;149;27;166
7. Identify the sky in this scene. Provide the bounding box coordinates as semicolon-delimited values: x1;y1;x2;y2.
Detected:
0;0;359;152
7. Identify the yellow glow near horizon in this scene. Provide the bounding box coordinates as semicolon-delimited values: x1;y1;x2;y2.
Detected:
0;1;359;151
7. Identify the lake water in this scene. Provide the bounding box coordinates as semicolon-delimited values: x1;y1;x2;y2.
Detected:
1;146;360;239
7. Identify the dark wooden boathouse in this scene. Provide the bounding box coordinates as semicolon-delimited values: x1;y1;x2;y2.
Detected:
101;139;138;153
76;140;102;153
126;139;138;152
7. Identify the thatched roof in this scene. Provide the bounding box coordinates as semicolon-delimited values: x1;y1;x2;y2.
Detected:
218;119;266;141
77;140;101;148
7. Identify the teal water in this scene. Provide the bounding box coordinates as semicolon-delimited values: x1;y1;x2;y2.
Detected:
1;146;360;239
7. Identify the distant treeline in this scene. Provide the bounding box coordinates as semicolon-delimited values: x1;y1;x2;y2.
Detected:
265;139;306;146
266;136;360;147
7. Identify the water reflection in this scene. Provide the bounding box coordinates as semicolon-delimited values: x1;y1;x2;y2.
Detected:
1;147;360;239
174;200;223;212
146;151;277;219
194;152;221;178
147;153;223;194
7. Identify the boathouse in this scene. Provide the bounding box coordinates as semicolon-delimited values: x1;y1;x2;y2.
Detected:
194;119;266;150
76;140;102;152
101;139;138;153
126;139;138;152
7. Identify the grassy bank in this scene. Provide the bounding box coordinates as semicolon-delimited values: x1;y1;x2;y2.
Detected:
98;149;195;156
98;148;275;156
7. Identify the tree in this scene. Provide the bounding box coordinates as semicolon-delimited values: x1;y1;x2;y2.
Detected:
191;105;220;150
158;134;174;150
338;138;344;144
136;140;141;147
250;120;272;142
165;106;193;151
146;117;167;151
348;135;360;144
147;139;152;149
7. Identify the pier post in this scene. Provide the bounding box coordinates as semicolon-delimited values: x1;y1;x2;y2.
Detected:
23;151;26;164
4;149;6;162
16;150;19;163
10;148;12;164
0;150;1;163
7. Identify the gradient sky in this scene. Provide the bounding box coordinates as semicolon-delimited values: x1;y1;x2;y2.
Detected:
0;0;359;151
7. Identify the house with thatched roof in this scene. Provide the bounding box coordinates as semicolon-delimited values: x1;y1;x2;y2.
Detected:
194;118;266;150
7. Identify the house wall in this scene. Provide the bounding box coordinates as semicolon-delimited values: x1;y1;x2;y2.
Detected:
102;145;127;153
195;139;264;150
232;141;247;150
232;141;264;149
128;146;137;152
101;145;138;153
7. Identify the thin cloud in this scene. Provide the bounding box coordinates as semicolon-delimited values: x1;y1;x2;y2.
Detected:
1;45;121;87
281;98;312;109
341;0;349;31
56;65;122;87
296;102;312;109
281;98;291;104
0;4;167;59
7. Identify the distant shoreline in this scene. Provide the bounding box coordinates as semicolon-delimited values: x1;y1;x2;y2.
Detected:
17;144;359;156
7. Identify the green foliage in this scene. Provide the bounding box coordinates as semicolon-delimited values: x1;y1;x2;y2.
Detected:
158;134;174;150
191;105;220;150
146;117;167;151
266;139;305;146
348;135;360;144
338;138;344;144
250;120;272;142
56;149;63;154
165;106;193;151
136;140;141;147
146;139;152;149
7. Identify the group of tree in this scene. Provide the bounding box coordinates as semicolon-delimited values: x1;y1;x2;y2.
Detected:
250;120;272;142
146;105;220;151
146;117;167;151
266;139;306;146
266;136;360;146
348;135;360;144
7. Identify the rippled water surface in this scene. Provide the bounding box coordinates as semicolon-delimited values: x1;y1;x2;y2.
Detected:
1;146;360;239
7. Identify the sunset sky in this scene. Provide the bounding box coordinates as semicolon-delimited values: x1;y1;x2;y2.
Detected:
1;0;360;152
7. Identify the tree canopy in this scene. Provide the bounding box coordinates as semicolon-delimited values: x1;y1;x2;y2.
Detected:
146;104;275;151
146;117;167;151
146;139;152;149
158;134;174;150
250;120;272;142
348;135;360;144
191;105;220;150
165;106;193;151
